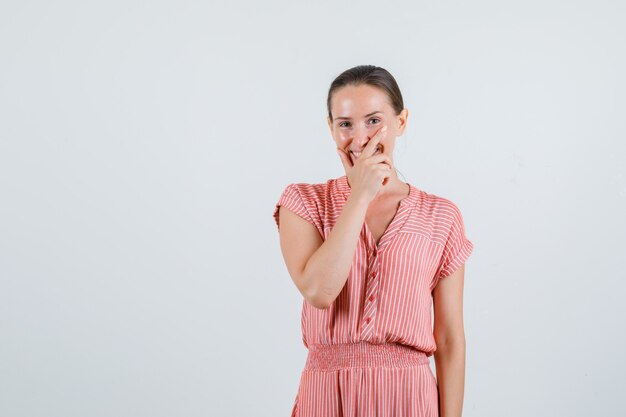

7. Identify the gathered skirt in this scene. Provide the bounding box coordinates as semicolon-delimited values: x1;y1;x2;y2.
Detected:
290;341;439;417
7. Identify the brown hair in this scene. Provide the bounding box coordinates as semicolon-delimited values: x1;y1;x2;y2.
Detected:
327;65;404;123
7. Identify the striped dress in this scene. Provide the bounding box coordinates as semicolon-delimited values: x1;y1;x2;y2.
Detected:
273;174;474;417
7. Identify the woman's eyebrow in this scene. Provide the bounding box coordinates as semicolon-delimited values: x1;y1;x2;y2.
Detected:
335;111;382;121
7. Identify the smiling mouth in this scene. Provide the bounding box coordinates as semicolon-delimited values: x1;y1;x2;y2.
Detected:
350;145;382;161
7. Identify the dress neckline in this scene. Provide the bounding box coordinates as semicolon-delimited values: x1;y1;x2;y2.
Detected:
334;175;419;253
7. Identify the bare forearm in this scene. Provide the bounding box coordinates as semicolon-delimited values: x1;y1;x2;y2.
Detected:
302;193;368;308
434;340;466;417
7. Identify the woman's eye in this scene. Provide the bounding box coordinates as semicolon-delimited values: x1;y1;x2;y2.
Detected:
338;118;379;128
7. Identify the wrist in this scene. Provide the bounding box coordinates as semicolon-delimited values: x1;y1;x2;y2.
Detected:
346;191;370;209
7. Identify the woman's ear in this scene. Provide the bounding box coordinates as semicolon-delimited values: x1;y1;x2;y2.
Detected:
327;116;334;135
397;108;409;136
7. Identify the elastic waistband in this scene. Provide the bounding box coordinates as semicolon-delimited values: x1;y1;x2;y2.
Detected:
304;341;429;371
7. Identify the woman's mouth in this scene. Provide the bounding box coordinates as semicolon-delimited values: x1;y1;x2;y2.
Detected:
350;145;382;162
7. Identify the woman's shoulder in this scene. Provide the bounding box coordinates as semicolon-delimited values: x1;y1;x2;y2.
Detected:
280;176;342;203
409;185;468;227
419;188;462;211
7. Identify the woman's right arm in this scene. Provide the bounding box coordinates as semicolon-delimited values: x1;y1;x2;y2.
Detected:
278;124;391;308
277;192;369;309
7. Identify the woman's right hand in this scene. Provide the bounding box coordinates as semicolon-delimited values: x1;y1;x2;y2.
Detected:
336;125;393;204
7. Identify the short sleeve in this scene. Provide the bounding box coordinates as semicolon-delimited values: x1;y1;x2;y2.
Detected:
434;201;474;284
273;183;324;237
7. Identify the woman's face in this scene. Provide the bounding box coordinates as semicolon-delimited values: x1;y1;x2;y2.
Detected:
327;84;408;166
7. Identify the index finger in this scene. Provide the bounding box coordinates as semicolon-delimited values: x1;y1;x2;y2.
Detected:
362;125;387;158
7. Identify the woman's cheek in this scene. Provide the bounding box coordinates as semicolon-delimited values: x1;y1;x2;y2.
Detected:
337;133;350;146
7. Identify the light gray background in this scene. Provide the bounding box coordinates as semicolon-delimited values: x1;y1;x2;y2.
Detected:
1;1;624;416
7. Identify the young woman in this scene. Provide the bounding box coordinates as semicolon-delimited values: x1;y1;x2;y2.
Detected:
273;65;474;417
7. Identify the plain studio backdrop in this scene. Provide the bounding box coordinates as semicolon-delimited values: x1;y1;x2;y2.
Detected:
1;1;624;416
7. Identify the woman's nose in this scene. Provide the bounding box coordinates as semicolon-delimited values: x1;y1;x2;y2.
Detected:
352;129;371;148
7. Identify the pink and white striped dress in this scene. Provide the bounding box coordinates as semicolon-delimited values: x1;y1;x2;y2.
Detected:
273;174;474;417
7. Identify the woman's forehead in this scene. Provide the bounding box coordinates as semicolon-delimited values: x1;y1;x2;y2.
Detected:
331;86;391;117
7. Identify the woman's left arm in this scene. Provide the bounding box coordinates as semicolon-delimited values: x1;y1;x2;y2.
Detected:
432;263;467;417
